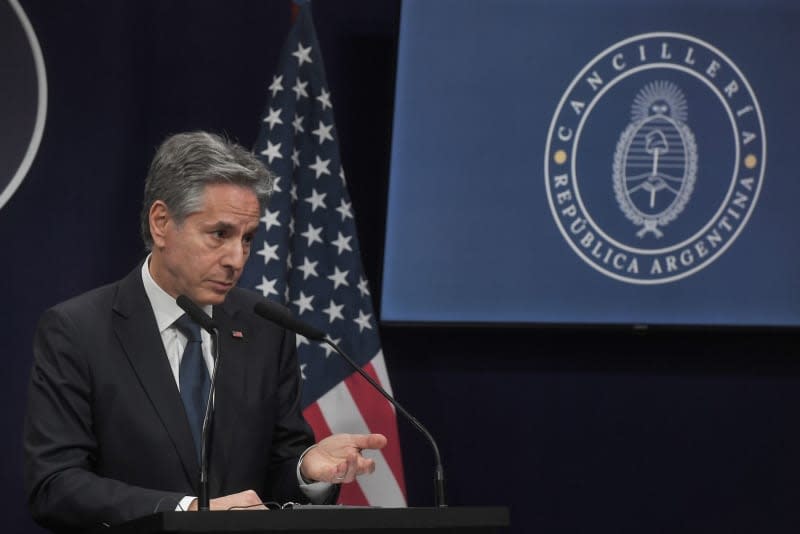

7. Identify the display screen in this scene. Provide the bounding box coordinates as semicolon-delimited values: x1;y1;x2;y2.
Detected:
381;0;800;326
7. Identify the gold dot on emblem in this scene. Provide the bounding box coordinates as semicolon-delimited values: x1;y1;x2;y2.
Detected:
744;154;757;169
554;150;567;165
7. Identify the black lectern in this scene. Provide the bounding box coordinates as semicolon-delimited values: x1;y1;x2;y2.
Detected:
97;507;509;534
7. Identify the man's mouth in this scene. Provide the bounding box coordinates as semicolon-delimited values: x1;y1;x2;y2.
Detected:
208;280;234;291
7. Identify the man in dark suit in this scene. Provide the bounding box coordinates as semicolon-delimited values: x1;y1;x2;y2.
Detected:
24;132;386;532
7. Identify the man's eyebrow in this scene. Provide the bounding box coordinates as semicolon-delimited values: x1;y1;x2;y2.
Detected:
207;221;236;230
207;220;259;233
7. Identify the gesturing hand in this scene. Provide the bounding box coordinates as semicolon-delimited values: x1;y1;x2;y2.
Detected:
300;433;387;484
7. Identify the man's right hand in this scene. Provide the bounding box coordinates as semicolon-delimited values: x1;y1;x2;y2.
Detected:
188;489;266;511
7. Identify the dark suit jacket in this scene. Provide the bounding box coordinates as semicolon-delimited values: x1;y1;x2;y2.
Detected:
24;264;317;532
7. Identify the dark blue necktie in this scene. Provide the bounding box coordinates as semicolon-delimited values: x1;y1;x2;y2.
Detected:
174;314;210;461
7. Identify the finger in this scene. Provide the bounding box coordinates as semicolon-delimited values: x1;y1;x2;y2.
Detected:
342;451;360;483
329;460;348;483
350;433;387;451
355;456;376;476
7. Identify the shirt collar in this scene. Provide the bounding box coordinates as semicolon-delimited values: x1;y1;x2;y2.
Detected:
141;254;213;333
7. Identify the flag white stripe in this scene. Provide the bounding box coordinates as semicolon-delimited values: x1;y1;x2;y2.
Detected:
317;380;407;506
370;350;394;399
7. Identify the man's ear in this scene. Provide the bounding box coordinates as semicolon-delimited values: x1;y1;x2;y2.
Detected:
148;201;171;248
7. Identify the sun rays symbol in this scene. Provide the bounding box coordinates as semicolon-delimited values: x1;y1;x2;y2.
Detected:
631;80;688;123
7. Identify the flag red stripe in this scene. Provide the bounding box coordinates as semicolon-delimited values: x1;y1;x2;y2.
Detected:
338;472;370;505
303;401;333;442
343;363;407;495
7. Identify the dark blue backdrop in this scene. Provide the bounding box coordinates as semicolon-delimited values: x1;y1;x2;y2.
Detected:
3;2;800;533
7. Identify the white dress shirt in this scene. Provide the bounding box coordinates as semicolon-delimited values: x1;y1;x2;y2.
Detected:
141;260;215;388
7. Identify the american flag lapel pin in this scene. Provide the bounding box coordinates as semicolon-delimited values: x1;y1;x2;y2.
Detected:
231;329;244;339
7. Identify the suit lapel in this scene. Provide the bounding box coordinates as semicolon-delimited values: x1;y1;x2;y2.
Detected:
207;302;249;496
112;264;199;491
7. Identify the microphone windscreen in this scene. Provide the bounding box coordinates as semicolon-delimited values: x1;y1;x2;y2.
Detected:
253;299;325;341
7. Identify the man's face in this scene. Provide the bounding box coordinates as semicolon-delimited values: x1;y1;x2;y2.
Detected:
149;183;261;306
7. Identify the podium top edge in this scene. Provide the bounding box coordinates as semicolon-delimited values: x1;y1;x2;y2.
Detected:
100;506;511;533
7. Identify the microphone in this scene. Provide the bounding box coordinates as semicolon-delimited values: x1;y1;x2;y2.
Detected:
176;295;220;512
177;295;217;332
252;298;447;507
253;299;325;341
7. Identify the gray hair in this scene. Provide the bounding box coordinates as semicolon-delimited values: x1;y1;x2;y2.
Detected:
140;131;273;250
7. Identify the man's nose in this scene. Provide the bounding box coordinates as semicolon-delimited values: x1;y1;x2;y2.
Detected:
221;239;248;271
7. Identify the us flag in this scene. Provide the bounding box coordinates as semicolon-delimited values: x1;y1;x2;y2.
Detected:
239;0;407;506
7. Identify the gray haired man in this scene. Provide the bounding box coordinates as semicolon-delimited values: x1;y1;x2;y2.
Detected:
24;132;385;532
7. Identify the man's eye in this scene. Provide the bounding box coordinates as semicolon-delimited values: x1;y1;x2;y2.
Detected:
213;230;227;239
243;234;254;245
